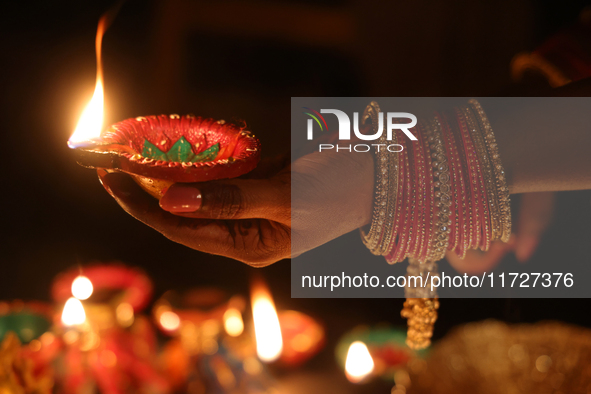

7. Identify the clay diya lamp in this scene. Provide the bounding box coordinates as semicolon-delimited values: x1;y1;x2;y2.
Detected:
51;263;153;315
70;114;261;199
277;310;325;367
336;326;426;382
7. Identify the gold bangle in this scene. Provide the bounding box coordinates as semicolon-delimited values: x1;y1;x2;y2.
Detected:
425;116;452;262
377;129;400;256
468;99;512;242
360;101;389;253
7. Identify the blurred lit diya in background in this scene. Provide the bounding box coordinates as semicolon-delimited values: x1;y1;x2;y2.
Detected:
52;264;153;314
153;288;245;337
0;301;52;344
337;325;425;384
154;289;277;393
69;115;261;199
278;310;325;367
0;332;55;394
249;275;325;367
51;263;169;394
0;300;57;393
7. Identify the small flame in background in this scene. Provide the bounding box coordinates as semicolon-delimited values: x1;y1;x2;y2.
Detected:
71;275;93;300
61;297;87;326
345;341;374;383
251;278;283;363
223;308;244;337
159;311;181;332
68;13;112;148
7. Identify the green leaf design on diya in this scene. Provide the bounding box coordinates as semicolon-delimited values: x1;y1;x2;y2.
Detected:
142;140;168;161
192;143;219;162
142;138;220;163
166;137;195;162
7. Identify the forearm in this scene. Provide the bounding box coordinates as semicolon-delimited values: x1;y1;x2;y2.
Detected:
481;96;591;194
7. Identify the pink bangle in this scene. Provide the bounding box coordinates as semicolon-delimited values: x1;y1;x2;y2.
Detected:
383;102;506;264
439;112;460;255
444;110;471;256
398;136;413;261
407;131;421;260
385;150;405;261
413;121;433;261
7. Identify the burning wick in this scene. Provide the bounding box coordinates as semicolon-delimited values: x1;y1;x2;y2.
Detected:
68;11;114;149
345;341;374;383
251;278;283;363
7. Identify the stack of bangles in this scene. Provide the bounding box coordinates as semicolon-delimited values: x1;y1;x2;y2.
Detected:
360;99;511;350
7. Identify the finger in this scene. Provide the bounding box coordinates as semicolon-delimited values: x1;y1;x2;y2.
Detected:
159;176;290;223
446;237;515;275
515;192;555;262
99;171;289;266
98;171;241;258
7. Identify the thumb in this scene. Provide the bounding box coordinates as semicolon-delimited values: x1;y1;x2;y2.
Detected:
514;192;555;262
159;177;290;223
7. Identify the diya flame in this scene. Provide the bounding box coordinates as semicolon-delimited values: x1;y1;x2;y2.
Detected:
345;341;374;383
250;278;283;363
69;13;110;148
61;275;93;326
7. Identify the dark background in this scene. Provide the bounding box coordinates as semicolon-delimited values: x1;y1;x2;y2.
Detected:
1;0;590;392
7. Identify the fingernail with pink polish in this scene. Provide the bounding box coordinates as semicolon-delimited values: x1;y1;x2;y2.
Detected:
160;185;202;212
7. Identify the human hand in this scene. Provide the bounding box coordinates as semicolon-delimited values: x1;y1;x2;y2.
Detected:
98;150;374;267
446;192;555;274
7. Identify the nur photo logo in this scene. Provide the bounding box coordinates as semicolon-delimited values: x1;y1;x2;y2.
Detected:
303;107;418;152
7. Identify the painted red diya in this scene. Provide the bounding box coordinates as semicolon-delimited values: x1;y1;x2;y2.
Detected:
72;114;261;199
